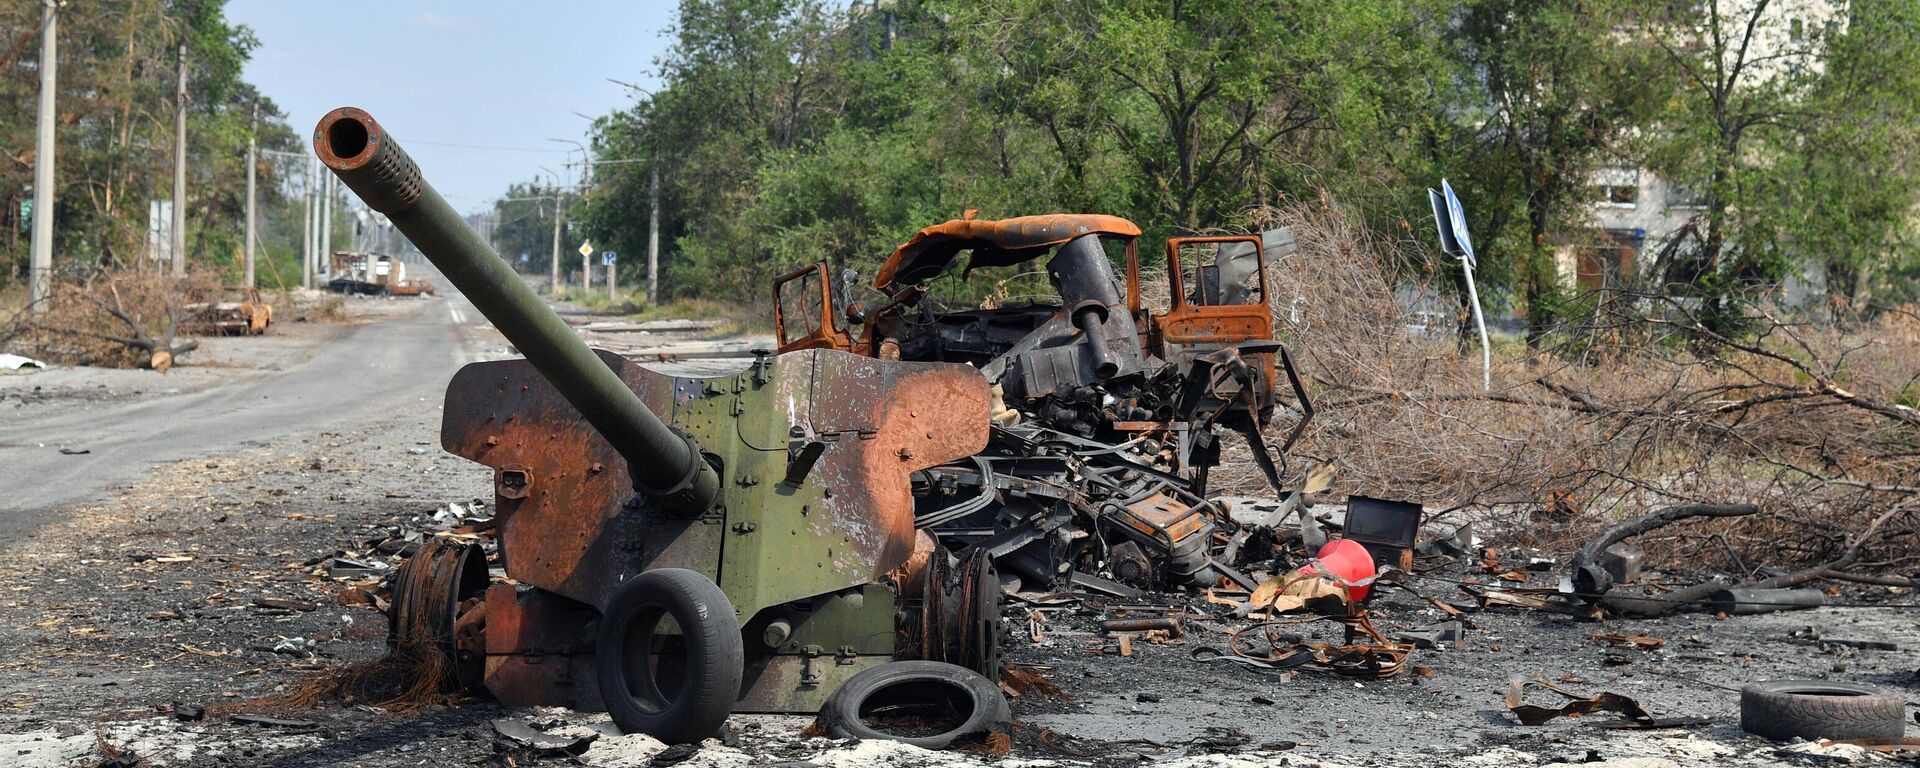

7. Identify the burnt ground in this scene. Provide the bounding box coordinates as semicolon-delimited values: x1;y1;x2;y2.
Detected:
0;299;1915;767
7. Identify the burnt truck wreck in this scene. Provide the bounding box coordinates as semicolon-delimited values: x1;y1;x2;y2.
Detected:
316;108;1005;744
771;217;1313;593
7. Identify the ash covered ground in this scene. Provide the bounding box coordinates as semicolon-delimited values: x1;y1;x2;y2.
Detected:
0;298;1914;768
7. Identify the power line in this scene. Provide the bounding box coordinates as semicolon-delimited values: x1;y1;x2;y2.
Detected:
406;139;571;154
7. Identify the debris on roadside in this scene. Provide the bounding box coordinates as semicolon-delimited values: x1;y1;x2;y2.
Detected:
1506;674;1659;727
492;717;600;757
0;353;48;370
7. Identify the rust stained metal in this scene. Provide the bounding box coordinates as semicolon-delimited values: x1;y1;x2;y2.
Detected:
1151;235;1279;419
440;350;716;609
909;548;1003;683
388;538;489;691
481;584;603;710
783;354;994;590
1506;674;1657;726
441;348;988;623
1227;612;1414;679
1113;492;1207;548
873;213;1142;292
773;262;852;354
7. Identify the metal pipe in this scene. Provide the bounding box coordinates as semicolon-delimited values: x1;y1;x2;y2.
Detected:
312;107;718;511
1076;310;1117;379
1709;588;1826;616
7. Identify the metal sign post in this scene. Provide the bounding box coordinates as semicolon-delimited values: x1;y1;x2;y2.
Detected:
603;251;617;301
1429;179;1491;391
578;240;594;290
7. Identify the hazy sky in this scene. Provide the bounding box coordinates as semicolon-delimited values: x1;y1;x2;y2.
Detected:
231;1;678;214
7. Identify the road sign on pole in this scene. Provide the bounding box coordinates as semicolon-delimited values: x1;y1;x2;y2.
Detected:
578;241;593;258
1428;179;1491;391
602;250;616;266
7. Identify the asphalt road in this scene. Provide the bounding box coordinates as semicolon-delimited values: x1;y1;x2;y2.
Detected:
0;287;488;529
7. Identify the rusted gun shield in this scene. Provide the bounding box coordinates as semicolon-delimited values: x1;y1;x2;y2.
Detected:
439;348;990;624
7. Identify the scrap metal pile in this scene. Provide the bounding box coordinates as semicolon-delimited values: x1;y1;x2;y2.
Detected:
773;215;1319;597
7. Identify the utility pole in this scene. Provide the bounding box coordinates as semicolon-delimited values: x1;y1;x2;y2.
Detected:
27;0;57;314
170;42;187;276
549;187;564;294
319;170;332;273
608;256;616;302
300;157;313;289
243;100;257;288
647;157;659;306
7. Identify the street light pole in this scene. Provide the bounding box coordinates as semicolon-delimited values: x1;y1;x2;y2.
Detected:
26;0;57;314
647;155;659;306
170;42;188;276
605;78;665;306
552;140;601;295
301;157;314;289
244;100;257;288
319;169;332;273
550;185;564;295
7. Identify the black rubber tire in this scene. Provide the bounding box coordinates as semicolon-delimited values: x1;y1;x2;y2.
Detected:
595;569;744;744
1740;680;1905;742
817;660;1011;750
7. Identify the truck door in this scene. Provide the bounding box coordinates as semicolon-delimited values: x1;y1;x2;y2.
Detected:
773;262;851;354
1158;235;1276;414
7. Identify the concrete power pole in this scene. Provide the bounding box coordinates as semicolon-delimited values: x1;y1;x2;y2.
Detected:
243;100;257;288
647;158;659;306
300;158;313;289
549;189;564;294
26;0;57;314
170;42;187;276
319;170;332;272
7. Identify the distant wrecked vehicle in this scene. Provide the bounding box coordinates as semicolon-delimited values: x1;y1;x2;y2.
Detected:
328;251;434;296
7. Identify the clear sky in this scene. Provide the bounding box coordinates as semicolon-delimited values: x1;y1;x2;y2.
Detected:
230;1;678;214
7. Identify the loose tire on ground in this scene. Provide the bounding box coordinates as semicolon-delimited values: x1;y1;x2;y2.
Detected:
595;568;744;744
815;660;1011;751
1739;680;1905;742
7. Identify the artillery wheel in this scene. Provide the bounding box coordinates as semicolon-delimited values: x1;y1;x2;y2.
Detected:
596;569;744;743
915;548;1003;682
388;538;489;691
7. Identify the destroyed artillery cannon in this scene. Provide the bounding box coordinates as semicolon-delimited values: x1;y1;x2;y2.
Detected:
314;107;1004;742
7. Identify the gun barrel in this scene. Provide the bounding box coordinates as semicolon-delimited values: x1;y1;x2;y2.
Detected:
313;107;717;510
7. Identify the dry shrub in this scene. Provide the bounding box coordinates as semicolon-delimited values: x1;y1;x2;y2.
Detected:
3;270;223;368
1209;193;1919;574
269;640;461;713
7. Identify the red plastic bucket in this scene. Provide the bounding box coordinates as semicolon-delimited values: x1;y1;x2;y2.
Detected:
1297;538;1377;601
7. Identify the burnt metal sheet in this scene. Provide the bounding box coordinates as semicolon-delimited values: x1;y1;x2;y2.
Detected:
873;214;1142;291
482;584;603;710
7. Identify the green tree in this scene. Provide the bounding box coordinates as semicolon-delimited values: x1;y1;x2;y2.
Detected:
0;0;294;286
1780;2;1920;314
1639;0;1828;324
1447;0;1665;346
490;180;562;280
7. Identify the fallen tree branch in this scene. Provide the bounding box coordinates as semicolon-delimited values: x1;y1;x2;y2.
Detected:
1571;503;1761;596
